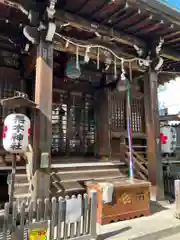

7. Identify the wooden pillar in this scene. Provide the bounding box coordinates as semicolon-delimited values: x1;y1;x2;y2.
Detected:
96;76;111;160
144;69;164;201
32;40;53;199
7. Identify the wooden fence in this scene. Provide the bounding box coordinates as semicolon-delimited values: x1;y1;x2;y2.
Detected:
1;191;97;240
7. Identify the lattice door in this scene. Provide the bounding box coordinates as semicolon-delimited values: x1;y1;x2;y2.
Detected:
131;98;145;133
52;91;95;156
109;92;145;134
110;92;126;132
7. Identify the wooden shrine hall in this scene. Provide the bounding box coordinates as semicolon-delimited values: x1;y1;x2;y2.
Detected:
0;0;180;204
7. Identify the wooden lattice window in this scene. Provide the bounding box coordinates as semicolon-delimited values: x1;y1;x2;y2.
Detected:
0;68;21;146
131;98;145;133
52;91;68;155
110;92;125;132
52;91;95;156
110;92;145;133
83;94;95;154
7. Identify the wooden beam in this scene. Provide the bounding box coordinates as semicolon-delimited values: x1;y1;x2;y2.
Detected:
134;0;180;27
162;48;180;61
55;10;180;62
55;10;145;48
144;70;164;201
53;77;93;94
159;114;180;122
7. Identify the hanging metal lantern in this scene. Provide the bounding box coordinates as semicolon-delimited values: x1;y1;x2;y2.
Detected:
116;74;128;92
116;80;127;92
65;60;81;79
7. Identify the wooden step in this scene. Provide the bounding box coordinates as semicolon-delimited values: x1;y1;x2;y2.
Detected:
50;181;85;197
51;181;64;193
55;168;126;182
15;174;28;184
60;182;85;194
14;193;31;199
125;148;148;180
131;145;147;149
14;169;29;198
13;162;129;200
51;162;126;172
126;152;148;174
14;183;29;196
134;151;147;154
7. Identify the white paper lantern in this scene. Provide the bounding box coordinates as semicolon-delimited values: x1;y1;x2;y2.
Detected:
160;126;177;154
2;113;30;153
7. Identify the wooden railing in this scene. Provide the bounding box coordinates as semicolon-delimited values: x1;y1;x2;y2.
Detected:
125;145;148;180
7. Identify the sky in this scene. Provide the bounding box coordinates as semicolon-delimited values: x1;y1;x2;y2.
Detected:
158;77;180;114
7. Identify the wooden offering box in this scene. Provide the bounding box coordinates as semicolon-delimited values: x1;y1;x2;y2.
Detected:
87;179;150;225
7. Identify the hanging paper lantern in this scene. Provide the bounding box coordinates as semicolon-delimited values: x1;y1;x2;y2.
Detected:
160;132;168;145
160;126;177;154
2;113;30;153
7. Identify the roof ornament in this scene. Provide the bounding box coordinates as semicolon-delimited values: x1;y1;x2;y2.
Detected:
133;44;144;57
44;0;57;41
46;0;57;19
133;44;150;70
138;57;150;70
23;0;58;48
151;37;164;72
156;37;164;55
136;37;164;72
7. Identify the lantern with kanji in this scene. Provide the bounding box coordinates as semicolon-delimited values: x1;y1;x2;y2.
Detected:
160;126;177;154
2;113;30;153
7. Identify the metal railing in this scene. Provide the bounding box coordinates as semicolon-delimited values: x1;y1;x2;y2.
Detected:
1;191;97;240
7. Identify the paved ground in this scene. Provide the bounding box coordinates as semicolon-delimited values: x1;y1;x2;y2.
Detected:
97;201;180;240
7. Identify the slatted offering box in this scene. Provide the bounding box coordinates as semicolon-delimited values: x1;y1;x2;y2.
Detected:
86;178;150;225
